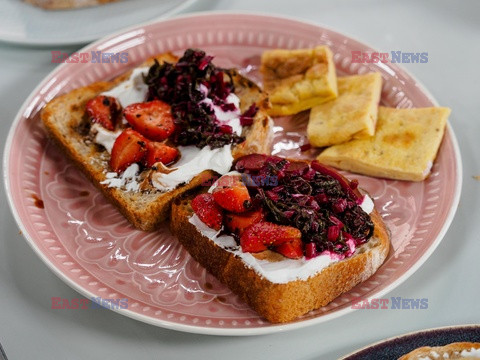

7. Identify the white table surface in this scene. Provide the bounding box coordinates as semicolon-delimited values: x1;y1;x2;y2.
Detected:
0;0;479;359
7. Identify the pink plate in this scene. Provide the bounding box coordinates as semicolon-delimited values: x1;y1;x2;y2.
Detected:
3;12;462;335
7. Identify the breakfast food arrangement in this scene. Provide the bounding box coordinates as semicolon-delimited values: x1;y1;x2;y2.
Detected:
2;7;472;360
39;41;450;323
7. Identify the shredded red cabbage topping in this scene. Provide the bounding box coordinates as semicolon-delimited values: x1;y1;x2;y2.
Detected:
235;155;375;256
144;48;256;149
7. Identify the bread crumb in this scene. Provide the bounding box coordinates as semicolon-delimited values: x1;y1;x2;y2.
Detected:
474;175;480;181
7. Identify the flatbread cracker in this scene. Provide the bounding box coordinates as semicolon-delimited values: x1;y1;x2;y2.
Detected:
307;72;382;147
260;46;338;116
317;106;450;181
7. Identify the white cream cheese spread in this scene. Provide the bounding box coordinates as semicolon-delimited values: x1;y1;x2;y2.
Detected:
94;66;243;192
150;145;234;192
188;213;338;284
360;193;374;214
101;67;149;108
90;123;121;154
101;163;141;192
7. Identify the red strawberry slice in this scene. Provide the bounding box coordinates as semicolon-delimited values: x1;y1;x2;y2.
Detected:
86;95;121;131
212;175;251;213
224;208;265;235
239;234;267;253
191;193;223;231
145;142;179;167
124;100;176;141
240;222;302;254
110;128;148;173
274;237;304;259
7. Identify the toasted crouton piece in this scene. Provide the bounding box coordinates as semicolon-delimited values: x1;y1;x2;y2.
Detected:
307;72;382;147
261;46;338;116
317;106;450;181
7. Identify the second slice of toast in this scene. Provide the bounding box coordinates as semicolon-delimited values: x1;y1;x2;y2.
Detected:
170;164;390;323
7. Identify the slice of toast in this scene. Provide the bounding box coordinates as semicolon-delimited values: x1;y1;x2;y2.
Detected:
170;184;390;323
307;72;382;147
399;342;480;360
41;53;273;231
260;46;338;116
317;106;450;181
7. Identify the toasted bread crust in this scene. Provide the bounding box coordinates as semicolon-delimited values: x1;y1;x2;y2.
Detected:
399;342;480;360
41;53;273;230
170;190;390;323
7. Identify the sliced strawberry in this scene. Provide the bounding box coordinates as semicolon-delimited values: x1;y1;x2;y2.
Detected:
240;225;268;253
145;142;179;167
212;175;251;213
240;221;302;254
85;95;121;131
191;193;223;231
225;208;265;235
110;128;148;173
124;100;176;141
239;234;268;253
274;237;304;259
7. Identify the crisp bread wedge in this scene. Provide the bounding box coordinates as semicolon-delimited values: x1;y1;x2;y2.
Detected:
41;53;273;231
307;72;382;147
260;46;338;116
171;189;389;323
317;106;451;181
399;342;480;360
